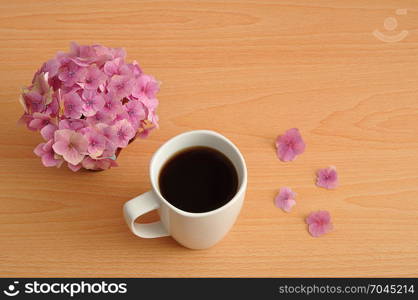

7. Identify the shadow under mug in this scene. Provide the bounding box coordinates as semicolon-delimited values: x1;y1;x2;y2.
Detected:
123;130;247;249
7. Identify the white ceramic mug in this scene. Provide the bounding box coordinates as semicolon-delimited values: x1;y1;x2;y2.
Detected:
123;130;247;249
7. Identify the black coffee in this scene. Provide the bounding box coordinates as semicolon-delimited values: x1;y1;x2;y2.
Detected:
159;146;238;213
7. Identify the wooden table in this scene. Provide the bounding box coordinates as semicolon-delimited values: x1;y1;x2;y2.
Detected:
1;0;417;277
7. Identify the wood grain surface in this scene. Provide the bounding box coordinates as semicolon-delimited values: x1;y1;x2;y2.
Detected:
1;0;417;277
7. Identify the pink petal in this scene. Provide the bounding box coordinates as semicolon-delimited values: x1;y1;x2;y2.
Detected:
63;147;85;166
63;92;83;119
316;166;339;189
83;65;106;90
102;92;123;116
54;129;72;143
306;210;333;237
84;128;106;157
275;128;305;162
52;140;70;156
69;132;88;153
41;152;60;167
141;97;159;112
28;118;45;130
103;58;122;76
125;100;146;128
81;156;96;170
274;187;296;213
34;142;46;157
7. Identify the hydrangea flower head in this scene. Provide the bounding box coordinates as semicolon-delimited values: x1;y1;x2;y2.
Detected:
18;42;160;171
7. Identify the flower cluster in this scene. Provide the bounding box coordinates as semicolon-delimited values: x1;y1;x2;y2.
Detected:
19;42;160;171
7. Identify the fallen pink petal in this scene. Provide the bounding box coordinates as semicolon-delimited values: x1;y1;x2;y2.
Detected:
316;166;339;189
275;128;305;162
274;187;296;213
306;210;333;237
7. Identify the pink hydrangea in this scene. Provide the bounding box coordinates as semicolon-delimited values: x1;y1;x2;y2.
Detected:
113;120;136;148
316;166;339;189
306;210;333;237
275;128;305;162
18;42;160;171
81;90;104;117
274;187;296;212
52;129;88;166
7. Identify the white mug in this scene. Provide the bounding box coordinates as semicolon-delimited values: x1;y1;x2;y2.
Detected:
123;130;247;249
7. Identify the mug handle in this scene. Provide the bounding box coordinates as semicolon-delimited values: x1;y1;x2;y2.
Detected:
123;190;169;238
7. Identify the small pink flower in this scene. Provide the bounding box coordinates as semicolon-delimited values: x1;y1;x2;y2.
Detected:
34;140;63;167
102;92;122;116
82;127;106;158
81;65;106;90
306;210;333;237
95;123;118;150
81;90;105;117
52;129;88;165
113;119;135;148
124;100;145;128
274;187;296;213
108;75;134;100
58;62;86;87
63;92;83;119
316;166;339;189
275;128;306;162
132;75;159;99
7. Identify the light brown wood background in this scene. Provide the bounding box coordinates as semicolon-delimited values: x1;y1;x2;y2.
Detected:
0;0;417;277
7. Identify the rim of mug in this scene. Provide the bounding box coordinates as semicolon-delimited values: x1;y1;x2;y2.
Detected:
149;130;247;218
